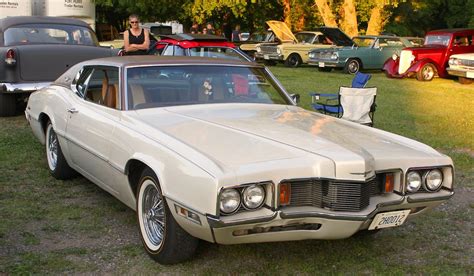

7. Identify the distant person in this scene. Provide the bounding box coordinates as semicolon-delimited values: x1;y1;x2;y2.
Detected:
123;14;150;55
206;22;215;35
202;27;208;34
222;12;232;41
232;25;242;42
190;22;199;34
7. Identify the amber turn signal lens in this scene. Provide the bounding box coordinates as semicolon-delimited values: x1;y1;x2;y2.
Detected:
279;183;291;206
385;173;394;193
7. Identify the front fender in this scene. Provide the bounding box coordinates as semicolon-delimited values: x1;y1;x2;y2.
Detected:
382;58;405;78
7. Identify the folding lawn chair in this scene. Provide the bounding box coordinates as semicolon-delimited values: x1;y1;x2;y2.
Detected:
310;72;377;126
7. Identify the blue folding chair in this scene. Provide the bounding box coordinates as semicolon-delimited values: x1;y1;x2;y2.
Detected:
310;72;372;117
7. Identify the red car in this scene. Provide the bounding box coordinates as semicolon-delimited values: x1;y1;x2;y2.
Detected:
151;34;254;62
383;29;474;81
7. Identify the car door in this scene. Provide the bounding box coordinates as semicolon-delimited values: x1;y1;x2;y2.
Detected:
65;65;122;194
370;38;403;69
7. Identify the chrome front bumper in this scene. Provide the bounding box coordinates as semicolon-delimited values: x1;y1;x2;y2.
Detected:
446;68;474;78
206;190;454;244
307;59;343;68
255;53;284;61
0;82;51;93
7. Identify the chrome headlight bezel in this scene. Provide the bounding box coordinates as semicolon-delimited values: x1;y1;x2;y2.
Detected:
276;47;282;55
330;52;338;60
256;46;261;53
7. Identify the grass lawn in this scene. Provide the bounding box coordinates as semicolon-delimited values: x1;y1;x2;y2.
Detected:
0;66;473;274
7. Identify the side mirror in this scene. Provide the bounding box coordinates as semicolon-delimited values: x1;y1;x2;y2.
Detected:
290;93;300;104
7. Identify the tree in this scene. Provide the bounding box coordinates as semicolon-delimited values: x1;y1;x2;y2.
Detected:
313;0;404;36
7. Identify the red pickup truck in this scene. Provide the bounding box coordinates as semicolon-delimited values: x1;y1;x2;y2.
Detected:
383;29;474;81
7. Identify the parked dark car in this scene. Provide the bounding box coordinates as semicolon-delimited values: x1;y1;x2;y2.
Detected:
0;16;119;116
148;34;253;62
383;28;474;81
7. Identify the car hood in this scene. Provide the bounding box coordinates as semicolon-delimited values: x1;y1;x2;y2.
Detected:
403;44;446;53
266;20;298;43
315;27;354;46
130;104;445;178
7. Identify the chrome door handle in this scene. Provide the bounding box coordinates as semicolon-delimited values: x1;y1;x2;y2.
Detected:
67;108;79;114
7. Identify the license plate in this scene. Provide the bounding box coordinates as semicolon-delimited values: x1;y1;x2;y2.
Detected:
264;54;269;60
369;210;410;230
466;71;474;78
319;62;325;67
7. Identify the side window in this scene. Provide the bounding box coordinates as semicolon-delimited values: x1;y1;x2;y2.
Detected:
83;67;120;109
453;35;471;46
162;45;176;56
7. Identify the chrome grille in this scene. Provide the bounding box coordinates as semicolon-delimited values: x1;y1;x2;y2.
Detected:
314;51;334;60
260;45;278;54
284;178;380;212
458;59;474;67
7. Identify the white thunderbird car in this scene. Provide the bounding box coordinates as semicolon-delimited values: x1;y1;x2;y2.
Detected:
25;56;454;264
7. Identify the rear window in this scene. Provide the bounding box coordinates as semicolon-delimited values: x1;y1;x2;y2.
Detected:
4;23;99;46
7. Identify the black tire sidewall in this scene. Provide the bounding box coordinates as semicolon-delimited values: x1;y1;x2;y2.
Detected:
0;93;18;117
45;122;75;179
345;59;360;74
285;54;301;67
136;167;199;264
417;63;435;81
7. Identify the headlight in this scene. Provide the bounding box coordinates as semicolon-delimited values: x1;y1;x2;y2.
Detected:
276;48;282;55
309;52;314;58
219;189;241;214
331;52;338;60
256;46;261;53
392;53;398;60
424;169;443;191
242;185;265;209
406;171;422;192
449;58;460;66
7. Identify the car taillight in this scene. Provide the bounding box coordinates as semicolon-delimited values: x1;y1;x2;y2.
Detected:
5;48;16;65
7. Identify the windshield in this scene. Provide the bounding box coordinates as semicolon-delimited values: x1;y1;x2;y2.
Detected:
126;65;291;110
4;23;99;46
352;37;375;47
295;33;316;43
425;35;450;46
188;47;249;61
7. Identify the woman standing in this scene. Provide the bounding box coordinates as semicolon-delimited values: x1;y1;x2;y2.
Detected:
231;25;242;42
123;14;150;55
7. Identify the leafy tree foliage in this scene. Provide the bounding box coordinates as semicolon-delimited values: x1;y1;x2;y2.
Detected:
384;0;474;37
93;0;473;40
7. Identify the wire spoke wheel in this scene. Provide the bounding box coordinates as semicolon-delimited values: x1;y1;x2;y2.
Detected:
141;180;166;249
46;124;58;171
136;168;199;264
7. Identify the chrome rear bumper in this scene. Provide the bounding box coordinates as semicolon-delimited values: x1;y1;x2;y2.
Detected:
0;82;51;93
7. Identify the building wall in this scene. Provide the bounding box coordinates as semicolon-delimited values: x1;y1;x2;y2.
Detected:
1;0;95;30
